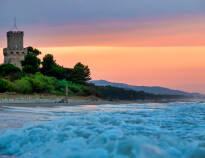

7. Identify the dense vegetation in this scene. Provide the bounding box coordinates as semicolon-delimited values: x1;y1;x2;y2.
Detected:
0;46;184;101
0;47;98;97
93;85;184;100
0;72;101;97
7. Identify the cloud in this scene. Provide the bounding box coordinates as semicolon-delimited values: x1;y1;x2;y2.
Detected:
4;15;203;47
0;0;205;27
0;0;205;47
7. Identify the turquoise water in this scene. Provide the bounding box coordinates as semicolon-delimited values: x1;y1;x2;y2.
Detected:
0;102;205;158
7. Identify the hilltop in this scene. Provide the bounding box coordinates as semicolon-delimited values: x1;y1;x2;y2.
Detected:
89;80;201;96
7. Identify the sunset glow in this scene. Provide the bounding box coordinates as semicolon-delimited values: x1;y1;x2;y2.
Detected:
1;1;205;157
1;0;205;93
6;46;204;93
10;15;205;47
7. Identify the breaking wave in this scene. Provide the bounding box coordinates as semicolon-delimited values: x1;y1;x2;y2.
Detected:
0;102;205;158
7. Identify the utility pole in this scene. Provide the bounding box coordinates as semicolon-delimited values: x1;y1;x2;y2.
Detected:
65;85;68;103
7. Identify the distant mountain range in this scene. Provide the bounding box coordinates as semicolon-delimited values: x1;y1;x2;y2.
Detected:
89;80;201;96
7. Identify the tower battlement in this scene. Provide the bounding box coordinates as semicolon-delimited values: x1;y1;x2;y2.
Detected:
7;31;24;36
3;27;27;68
7;31;24;50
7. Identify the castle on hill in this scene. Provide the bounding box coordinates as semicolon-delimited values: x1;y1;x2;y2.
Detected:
3;21;28;68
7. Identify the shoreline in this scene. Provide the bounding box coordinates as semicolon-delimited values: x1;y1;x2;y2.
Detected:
0;92;204;108
0;99;134;108
0;97;202;108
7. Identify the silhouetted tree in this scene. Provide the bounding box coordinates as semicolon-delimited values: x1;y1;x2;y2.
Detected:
27;46;41;56
41;54;67;80
41;54;56;73
21;53;41;74
69;62;91;84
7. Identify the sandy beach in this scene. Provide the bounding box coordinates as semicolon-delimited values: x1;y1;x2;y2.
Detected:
0;93;200;108
0;93;135;107
0;99;126;107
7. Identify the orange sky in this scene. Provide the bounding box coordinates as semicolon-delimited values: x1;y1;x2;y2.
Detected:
0;15;205;93
17;46;205;94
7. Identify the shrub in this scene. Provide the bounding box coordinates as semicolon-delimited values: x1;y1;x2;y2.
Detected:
14;78;32;94
0;64;22;81
14;73;62;94
0;78;15;93
1;71;101;97
30;73;55;93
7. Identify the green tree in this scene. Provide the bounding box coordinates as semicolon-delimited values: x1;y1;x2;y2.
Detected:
69;62;91;84
0;64;22;81
41;54;67;80
21;53;41;74
27;46;41;56
41;54;57;74
0;78;14;92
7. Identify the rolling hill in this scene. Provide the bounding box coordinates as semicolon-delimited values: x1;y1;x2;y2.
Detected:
89;80;199;96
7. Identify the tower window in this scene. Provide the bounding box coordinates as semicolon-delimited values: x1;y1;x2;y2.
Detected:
10;52;14;54
16;52;19;55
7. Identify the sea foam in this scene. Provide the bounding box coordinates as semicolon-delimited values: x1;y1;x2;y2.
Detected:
0;102;205;158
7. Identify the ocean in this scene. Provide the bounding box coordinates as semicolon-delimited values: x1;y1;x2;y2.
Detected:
0;102;205;158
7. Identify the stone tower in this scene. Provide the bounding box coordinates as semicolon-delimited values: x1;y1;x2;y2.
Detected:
3;20;27;68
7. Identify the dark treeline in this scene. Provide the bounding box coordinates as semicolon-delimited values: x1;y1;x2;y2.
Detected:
93;85;185;101
21;46;91;84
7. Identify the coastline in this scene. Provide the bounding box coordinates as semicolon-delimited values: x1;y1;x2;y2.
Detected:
0;93;201;108
0;94;133;107
0;98;134;108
